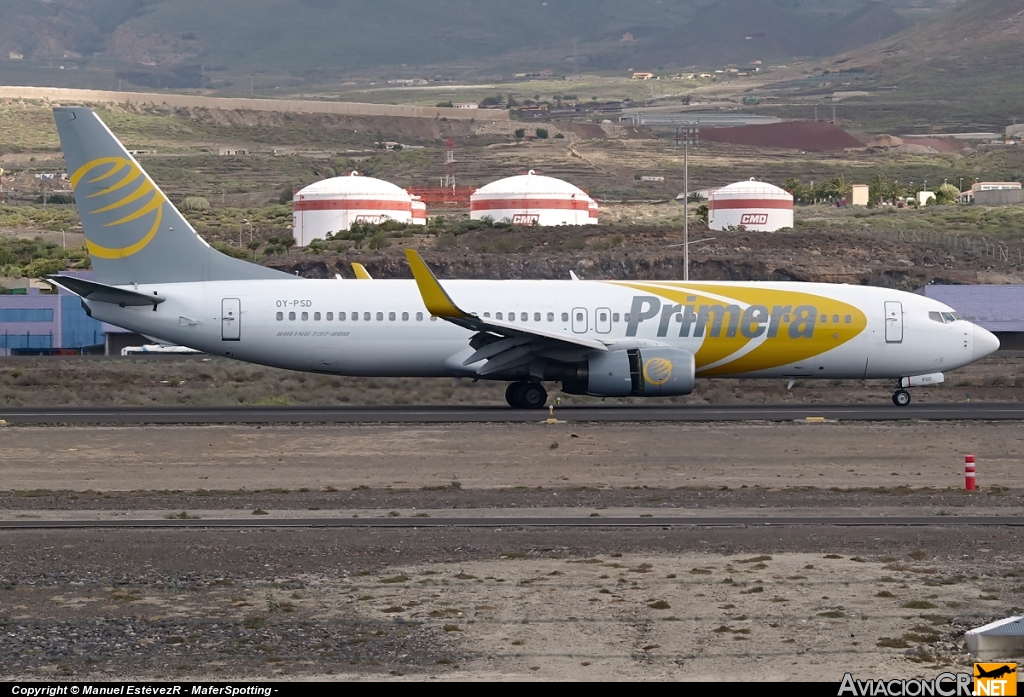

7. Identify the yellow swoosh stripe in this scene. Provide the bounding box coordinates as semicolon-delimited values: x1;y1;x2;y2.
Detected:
91;180;155;214
87;205;162;260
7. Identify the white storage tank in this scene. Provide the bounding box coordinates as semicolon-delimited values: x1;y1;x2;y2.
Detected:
470;170;598;226
708;178;793;232
292;172;416;246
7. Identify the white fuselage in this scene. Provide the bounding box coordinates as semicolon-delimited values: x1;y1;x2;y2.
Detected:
84;278;996;382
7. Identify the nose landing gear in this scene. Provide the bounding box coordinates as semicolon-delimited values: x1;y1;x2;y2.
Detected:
892;388;911;407
505;381;548;409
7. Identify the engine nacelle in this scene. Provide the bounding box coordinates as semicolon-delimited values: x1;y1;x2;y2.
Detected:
563;347;695;397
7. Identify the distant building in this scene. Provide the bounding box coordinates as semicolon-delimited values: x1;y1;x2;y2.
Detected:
631;72;654;80
621;33;634;42
8;52;23;60
973;181;1021;192
916;284;1024;350
0;272;109;355
969;181;1023;206
452;103;478;109
851;184;869;206
917;191;935;206
218;148;248;156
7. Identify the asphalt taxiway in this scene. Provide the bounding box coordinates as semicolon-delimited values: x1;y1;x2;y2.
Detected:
1;401;1021;424
2;514;1023;529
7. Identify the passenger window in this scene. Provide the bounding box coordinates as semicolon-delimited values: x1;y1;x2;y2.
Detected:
844;315;852;324
314;312;321;321
624;313;631;322
276;312;284;321
364;312;371;321
389;312;396;321
599;312;607;322
820;315;827;324
561;312;569;322
339;312;346;320
484;312;491;318
402;312;409;321
289;312;296;320
326;312;333;321
376;312;384;321
430;316;437;321
575;312;584;322
496;312;503;320
832;315;839;324
351;312;358;321
521;312;528;321
613;313;620;322
416;312;423;321
534;312;541;322
301;312;308;321
547;312;554;322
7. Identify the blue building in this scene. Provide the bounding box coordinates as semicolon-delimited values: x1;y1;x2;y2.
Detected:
917;284;1024;351
0;271;106;355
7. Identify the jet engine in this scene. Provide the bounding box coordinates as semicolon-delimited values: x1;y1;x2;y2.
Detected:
562;347;695;397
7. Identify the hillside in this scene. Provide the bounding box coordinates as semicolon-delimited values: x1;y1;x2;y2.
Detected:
805;0;1024;132
642;0;912;67
0;0;957;89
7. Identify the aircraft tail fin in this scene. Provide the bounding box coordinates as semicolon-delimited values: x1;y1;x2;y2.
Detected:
53;107;293;286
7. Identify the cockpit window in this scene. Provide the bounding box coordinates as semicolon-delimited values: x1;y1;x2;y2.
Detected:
930;311;962;324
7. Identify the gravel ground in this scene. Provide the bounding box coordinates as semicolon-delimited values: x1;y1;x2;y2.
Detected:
2;421;1024;680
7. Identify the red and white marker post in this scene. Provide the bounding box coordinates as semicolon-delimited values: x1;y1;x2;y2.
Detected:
964;455;976;491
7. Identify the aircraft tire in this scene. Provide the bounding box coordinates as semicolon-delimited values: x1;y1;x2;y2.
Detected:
892;389;911;407
505;382;526;408
520;382;548;410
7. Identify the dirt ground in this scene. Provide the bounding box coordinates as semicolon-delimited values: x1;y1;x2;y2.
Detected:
2;421;1024;681
1;421;1023;492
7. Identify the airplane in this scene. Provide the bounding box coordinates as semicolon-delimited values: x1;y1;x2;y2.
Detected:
48;107;1000;409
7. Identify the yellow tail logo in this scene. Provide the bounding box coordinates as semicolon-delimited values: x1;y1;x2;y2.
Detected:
71;156;164;259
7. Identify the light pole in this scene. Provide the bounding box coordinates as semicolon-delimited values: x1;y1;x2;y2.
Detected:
674;121;699;281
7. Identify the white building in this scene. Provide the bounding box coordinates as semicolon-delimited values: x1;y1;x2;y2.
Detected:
708;179;793;232
291;172;423;246
470;170;598;226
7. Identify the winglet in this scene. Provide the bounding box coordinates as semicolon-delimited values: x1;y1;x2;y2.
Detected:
351;262;372;280
404;249;470;319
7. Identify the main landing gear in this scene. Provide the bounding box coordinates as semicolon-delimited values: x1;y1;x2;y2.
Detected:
505;381;548;409
892;388;911;407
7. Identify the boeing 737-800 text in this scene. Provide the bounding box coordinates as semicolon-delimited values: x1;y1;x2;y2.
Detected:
49;108;999;409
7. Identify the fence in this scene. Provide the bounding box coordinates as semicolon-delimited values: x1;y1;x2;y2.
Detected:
856;228;1023;266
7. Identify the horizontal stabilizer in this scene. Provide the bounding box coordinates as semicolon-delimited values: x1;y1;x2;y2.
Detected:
48;275;165;307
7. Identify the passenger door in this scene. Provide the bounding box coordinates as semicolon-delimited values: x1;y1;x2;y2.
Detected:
884;301;903;343
595;307;612;334
222;298;241;341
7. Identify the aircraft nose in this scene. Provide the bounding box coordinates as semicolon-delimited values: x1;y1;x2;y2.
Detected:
973;325;1000;360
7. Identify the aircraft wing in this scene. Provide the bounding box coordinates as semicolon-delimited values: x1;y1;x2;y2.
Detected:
404;249;607;376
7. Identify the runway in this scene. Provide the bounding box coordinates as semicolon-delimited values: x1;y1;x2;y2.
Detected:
3;515;1023;529
1;401;1022;424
